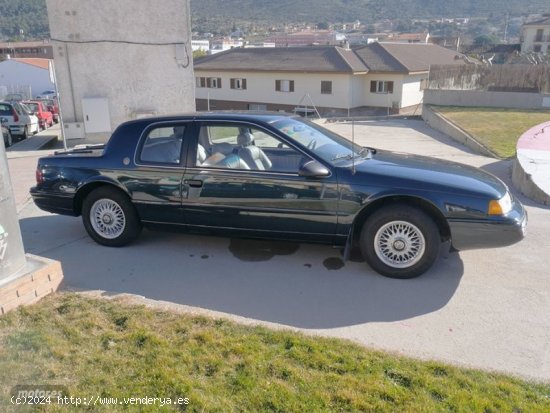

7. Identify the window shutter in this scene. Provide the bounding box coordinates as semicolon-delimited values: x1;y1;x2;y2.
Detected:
230;79;235;89
388;81;394;94
289;80;295;92
242;79;247;90
370;81;377;93
217;78;222;88
276;80;281;91
206;78;212;88
200;77;206;88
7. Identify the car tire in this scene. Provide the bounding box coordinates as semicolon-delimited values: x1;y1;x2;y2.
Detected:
4;130;12;147
82;186;142;247
360;204;440;279
22;126;28;140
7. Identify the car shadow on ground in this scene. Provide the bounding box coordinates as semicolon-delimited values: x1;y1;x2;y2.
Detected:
20;213;464;329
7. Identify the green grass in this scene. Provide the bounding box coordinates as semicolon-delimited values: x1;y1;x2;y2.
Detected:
435;106;550;159
1;294;549;412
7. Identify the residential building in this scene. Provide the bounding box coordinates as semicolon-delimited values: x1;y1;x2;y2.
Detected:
0;41;54;60
0;58;55;99
194;43;466;115
521;15;550;54
210;38;244;54
266;31;345;47
191;39;210;53
386;32;431;44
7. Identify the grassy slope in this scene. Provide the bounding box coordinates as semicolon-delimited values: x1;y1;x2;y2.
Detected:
435;106;550;159
0;294;549;412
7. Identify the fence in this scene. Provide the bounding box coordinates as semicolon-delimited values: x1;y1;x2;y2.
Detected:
428;64;550;94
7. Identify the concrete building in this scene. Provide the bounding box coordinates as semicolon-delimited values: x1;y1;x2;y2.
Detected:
521;15;550;54
0;58;55;99
191;39;210;53
0;41;54;60
194;43;466;115
46;0;195;141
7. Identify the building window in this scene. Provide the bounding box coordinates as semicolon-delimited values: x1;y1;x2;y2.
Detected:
535;29;544;42
230;78;247;90
420;79;428;91
275;80;294;93
321;81;332;94
534;45;542;53
196;77;206;88
370;80;394;94
207;77;222;88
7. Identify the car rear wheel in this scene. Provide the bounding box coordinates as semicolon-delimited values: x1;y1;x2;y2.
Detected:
22;126;28;140
360;204;440;279
82;187;142;247
4;130;12;147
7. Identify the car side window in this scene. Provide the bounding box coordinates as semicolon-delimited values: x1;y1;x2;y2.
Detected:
139;125;185;165
196;124;308;173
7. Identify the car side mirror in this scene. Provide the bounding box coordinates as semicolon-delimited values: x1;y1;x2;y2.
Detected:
299;160;330;178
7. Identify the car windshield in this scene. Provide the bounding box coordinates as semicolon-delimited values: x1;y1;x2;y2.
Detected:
18;103;33;115
270;117;371;164
26;103;39;112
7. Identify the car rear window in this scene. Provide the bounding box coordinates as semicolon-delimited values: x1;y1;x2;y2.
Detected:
0;104;12;116
26;103;39;112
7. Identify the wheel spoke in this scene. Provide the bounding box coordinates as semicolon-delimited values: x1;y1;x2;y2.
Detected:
374;221;426;269
90;198;126;239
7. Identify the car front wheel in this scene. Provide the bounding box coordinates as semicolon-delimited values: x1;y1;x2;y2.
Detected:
82;187;142;247
360;204;440;279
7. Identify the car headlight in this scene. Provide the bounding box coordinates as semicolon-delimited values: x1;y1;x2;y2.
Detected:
488;192;513;216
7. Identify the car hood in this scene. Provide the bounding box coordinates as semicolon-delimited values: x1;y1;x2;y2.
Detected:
348;150;507;199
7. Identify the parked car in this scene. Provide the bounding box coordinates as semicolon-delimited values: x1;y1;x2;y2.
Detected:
39;98;60;123
23;100;53;130
30;113;527;278
0;101;39;139
1;117;12;148
36;90;57;100
3;93;25;102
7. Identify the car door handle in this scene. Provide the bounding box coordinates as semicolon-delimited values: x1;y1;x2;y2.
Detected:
184;179;203;188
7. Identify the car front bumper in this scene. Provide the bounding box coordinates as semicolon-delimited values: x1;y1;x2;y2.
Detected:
449;201;527;251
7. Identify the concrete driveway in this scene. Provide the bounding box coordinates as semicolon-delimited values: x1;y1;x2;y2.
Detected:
13;119;550;381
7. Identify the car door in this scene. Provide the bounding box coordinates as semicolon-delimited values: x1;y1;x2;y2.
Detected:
181;121;340;242
125;122;190;225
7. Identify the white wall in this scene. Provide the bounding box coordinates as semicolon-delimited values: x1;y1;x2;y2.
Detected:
195;71;355;109
401;73;426;108
46;0;195;138
0;60;55;98
522;25;550;54
195;69;425;110
362;73;405;108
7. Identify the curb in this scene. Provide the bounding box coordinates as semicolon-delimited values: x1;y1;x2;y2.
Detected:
512;122;550;206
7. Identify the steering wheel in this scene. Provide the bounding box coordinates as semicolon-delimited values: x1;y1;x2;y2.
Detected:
307;139;317;150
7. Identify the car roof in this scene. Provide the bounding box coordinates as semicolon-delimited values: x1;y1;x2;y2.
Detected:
120;111;299;127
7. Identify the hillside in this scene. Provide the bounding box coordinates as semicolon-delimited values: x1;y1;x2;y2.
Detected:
1;0;549;40
192;0;550;23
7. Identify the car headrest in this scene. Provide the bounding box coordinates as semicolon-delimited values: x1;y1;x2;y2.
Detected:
237;132;254;147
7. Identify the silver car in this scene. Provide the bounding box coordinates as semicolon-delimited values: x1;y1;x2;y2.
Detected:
0;101;39;139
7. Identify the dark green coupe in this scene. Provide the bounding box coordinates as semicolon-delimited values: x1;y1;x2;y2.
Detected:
31;113;527;278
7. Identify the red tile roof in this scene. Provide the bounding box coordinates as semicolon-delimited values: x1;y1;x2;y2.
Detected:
10;58;51;70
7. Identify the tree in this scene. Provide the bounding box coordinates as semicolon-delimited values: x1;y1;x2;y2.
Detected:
193;49;208;59
473;34;498;46
317;22;329;30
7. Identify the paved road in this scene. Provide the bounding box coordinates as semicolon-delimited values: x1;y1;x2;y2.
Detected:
12;119;550;381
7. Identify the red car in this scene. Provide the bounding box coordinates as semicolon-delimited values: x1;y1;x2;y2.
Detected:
24;100;54;130
40;99;60;123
